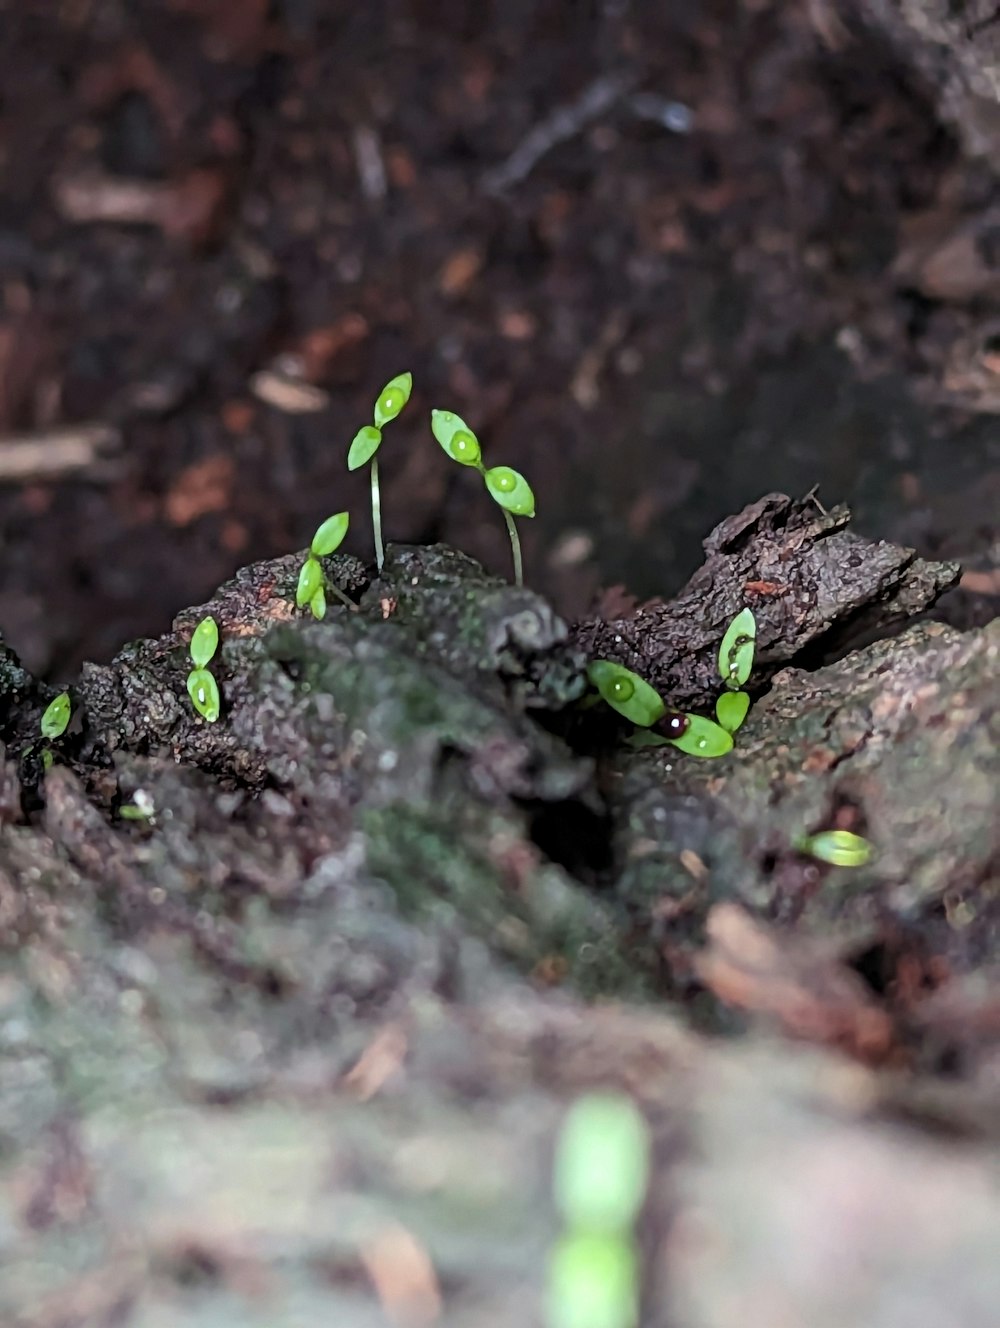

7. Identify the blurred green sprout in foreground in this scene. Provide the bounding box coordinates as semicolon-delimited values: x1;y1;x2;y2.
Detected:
547;1093;650;1328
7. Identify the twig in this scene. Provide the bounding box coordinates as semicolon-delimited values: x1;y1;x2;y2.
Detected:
0;423;120;482
482;68;639;195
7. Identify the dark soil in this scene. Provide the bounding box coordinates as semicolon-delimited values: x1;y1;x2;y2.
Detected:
1;4;999;1326
1;0;997;679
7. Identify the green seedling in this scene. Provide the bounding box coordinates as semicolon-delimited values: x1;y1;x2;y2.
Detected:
798;829;873;867
547;1093;649;1328
431;408;536;587
586;660;665;727
718;607;756;690
715;689;750;733
186;615;221;723
120;789;156;823
40;692;71;740
348;372;412;569
296;512;354;619
587;660;733;758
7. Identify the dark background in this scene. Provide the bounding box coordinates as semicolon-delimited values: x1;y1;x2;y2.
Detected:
1;0;997;678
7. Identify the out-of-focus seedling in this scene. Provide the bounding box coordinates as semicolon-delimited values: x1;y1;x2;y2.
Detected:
186;615;221;723
120;789;156;823
296;511;353;619
431;408;535;586
38;691;72;770
797;829;872;867
547;1093;650;1328
40;692;71;740
586;660;733;758
348;372;412;569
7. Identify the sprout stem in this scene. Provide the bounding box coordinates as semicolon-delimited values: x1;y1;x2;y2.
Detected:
503;509;523;587
371;457;384;570
328;581;358;612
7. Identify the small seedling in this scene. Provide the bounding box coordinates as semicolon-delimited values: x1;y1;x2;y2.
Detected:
718;607;756;690
348;372;412;569
186;615;221;723
40;692;71;740
547;1093;650;1328
586;660;733;758
798;829;873;867
120;789;156;823
431;408;535;587
713;607;757;733
296;511;354;619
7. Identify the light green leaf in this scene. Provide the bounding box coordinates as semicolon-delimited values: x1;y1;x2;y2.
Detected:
296;557;324;608
586;661;665;727
189;616;219;669
40;692;71;740
430;409;482;467
186;668;221;723
308;585;327;620
715;689;750;733
554;1094;650;1230
718;607;757;688
667;713;733;758
373;371;412;427
799;829;872;867
485;465;535;517
310;511;349;557
547;1231;638;1328
348;424;382;471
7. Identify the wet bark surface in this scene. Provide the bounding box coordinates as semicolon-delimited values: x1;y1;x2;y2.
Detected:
0;498;996;1326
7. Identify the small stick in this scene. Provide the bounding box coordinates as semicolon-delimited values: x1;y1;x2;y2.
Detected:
0;423;120;482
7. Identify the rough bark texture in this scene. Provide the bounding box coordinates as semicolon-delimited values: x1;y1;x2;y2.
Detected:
0;499;997;1327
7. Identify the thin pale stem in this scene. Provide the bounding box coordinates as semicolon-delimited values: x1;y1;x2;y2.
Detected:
371;458;384;570
502;509;523;587
327;580;358;612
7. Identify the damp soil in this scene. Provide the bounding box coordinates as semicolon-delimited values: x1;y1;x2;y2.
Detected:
0;4;999;1326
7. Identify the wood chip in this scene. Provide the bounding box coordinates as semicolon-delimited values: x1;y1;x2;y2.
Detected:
249;369;329;414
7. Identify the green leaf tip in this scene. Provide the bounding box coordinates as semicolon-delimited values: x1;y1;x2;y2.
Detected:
430;409;482;467
718;607;757;688
666;713;733;758
715;689;750;733
485;465;535;516
187;668;221;723
586;660;665;728
799;829;872;867
554;1093;650;1230
308;585;327;619
310;511;349;557
348;424;383;471
189;616;219;669
373;372;412;427
40;692;71;740
296;557;324;608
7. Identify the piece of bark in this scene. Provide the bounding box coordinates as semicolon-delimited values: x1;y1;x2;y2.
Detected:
571;493;959;711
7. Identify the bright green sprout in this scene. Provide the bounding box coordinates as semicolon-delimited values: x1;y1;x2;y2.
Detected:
798;829;873;867
347;424;382;472
296;514;354;619
718;607;756;689
40;692;71;740
587;661;665;728
554;1094;651;1231
547;1232;638;1328
185;616;221;722
189;616;219;669
120;790;155;822
186;667;221;723
547;1094;649;1328
667;713;733;758
310;511;350;557
430;409;482;466
352;372;412;569
296;556;324;608
431;407;536;587
715;689;750;733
